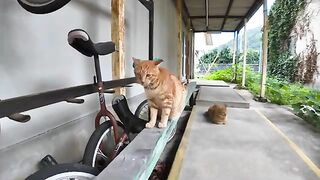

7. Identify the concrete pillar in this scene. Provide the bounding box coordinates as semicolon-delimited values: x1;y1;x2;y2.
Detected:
111;0;125;95
260;0;269;99
241;18;247;87
232;32;236;65
233;31;239;82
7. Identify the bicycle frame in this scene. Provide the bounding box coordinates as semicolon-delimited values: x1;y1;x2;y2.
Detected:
93;54;120;144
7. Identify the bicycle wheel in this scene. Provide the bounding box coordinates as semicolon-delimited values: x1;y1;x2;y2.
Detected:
134;99;149;122
135;100;176;142
83;121;125;171
17;0;71;14
26;163;99;180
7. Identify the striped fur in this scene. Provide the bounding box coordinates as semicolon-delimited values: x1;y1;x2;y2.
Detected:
133;57;186;128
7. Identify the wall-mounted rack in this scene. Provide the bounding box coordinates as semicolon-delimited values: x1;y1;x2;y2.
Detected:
0;77;136;121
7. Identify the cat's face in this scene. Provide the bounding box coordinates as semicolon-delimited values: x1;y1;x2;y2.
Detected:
133;57;163;88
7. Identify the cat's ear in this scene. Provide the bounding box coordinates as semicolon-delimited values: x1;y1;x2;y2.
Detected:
132;57;140;64
154;59;163;66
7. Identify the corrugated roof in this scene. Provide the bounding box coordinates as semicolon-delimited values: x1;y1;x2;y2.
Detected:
184;0;263;32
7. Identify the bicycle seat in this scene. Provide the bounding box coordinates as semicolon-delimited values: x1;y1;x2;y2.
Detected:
68;29;115;57
112;95;146;134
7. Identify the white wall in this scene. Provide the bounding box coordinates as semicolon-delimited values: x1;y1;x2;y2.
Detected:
0;0;180;179
292;0;320;89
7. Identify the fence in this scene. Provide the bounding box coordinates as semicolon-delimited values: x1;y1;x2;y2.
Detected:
196;64;260;75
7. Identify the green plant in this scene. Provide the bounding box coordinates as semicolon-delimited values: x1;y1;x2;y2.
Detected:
203;67;234;82
268;0;305;81
239;49;260;64
204;68;320;129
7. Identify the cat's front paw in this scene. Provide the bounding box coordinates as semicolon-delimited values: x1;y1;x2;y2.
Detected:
146;122;155;128
158;122;167;128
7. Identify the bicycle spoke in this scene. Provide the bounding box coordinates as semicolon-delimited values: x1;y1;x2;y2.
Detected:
97;148;109;161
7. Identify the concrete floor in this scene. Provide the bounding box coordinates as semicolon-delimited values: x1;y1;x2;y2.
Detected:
169;84;320;180
236;87;320;169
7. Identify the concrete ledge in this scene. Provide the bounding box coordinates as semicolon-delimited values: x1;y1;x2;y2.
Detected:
196;86;249;108
189;79;229;87
95;82;197;180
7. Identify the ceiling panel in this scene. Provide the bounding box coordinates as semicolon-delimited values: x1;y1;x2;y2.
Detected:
185;0;262;32
208;18;224;30
192;18;206;31
223;18;242;30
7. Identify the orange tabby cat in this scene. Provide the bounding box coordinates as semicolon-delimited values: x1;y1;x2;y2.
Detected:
207;104;227;125
133;57;186;128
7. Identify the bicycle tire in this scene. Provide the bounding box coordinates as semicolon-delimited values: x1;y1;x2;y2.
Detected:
134;99;176;142
25;163;99;180
17;0;71;14
134;99;149;122
82;120;125;171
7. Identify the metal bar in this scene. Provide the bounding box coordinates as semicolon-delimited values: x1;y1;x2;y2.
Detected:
149;4;154;60
138;0;154;60
138;0;153;11
241;18;247;87
0;77;137;119
220;0;234;31
190;15;243;19
260;0;268;98
205;0;209;29
94;54;102;83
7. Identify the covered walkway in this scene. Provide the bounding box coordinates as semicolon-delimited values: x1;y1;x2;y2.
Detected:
169;80;320;180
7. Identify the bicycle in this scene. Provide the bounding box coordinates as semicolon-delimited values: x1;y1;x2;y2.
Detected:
26;29;149;179
69;28;154;172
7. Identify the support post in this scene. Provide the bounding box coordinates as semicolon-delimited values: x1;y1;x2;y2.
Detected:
241;18;247;87
259;0;269;100
233;30;239;82
191;31;195;79
149;4;154;60
111;0;125;95
176;0;182;80
232;32;236;65
138;0;154;60
186;18;191;82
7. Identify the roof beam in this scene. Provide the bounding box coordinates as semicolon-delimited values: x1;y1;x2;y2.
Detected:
236;0;263;31
220;0;234;31
193;29;235;33
190;15;243;19
182;0;194;30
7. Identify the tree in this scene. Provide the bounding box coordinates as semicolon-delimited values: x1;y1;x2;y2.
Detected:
198;49;220;75
239;49;260;64
219;47;233;64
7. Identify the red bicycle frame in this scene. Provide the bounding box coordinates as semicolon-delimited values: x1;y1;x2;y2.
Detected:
93;54;120;144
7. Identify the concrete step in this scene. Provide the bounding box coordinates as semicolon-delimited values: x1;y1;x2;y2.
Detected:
196;86;249;108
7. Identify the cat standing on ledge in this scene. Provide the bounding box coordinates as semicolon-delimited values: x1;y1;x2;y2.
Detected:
133;57;186;128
